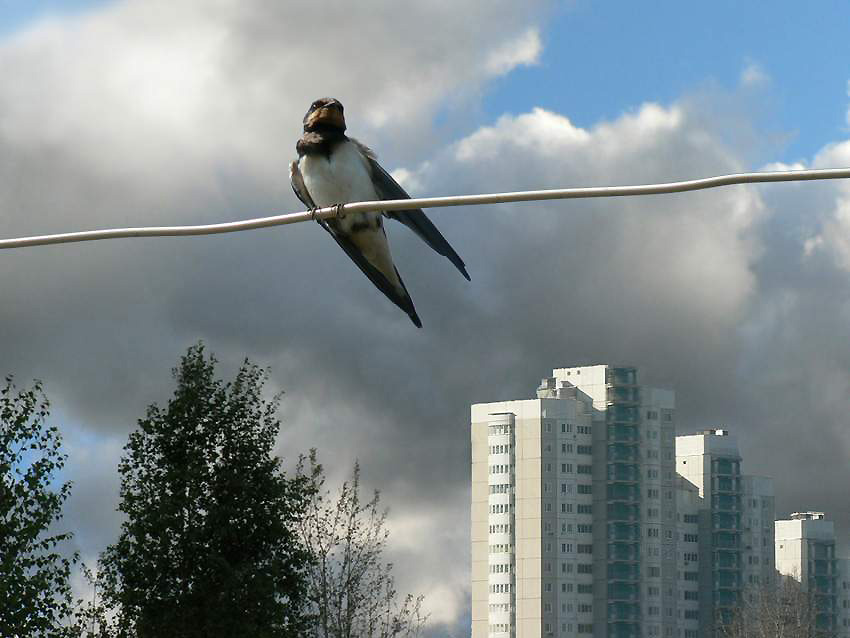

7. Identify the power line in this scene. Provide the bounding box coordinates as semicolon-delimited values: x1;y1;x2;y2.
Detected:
1;167;849;250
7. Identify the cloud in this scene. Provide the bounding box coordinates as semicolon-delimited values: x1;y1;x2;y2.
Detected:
740;61;769;89
484;27;542;76
0;0;550;632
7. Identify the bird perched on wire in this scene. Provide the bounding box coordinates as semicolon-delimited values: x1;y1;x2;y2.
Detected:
289;97;469;328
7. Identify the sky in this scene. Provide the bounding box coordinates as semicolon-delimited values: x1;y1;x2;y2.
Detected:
2;1;850;635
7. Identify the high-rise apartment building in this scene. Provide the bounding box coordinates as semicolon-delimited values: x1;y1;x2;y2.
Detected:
775;511;844;636
471;364;677;638
675;478;701;638
471;382;596;638
838;559;850;637
471;364;776;638
675;430;775;637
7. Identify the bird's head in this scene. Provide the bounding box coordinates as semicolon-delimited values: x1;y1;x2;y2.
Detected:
303;97;346;132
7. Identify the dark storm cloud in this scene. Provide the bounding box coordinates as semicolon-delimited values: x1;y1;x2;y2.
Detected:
2;1;850;631
0;0;550;627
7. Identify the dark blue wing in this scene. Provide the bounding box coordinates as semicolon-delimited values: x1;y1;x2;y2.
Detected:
355;145;470;281
318;219;422;328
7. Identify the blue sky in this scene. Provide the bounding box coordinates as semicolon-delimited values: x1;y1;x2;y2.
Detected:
4;1;849;163
485;0;850;161
485;1;850;163
0;0;109;34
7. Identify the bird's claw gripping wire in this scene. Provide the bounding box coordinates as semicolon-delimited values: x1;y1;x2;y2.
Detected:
309;204;345;221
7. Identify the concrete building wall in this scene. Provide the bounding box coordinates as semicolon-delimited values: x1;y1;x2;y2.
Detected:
472;394;594;638
741;476;775;593
676;477;701;638
775;513;839;635
675;430;772;638
473;368;775;638
838;559;850;638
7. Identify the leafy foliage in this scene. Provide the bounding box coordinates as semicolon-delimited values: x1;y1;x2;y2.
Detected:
0;377;76;638
98;344;313;638
297;451;426;638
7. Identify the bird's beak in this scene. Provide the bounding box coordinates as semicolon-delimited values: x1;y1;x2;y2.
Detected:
306;104;346;130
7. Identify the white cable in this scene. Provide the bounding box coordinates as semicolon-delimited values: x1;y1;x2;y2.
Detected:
1;167;848;250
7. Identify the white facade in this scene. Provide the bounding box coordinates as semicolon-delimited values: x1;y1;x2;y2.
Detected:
675;430;774;638
775;512;841;636
675;477;701;638
472;368;776;638
741;476;775;592
472;364;678;638
471;394;595;638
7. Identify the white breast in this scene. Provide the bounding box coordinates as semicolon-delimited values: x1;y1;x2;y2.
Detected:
300;140;378;208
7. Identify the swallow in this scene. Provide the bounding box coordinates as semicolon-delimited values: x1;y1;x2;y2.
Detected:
289;97;469;328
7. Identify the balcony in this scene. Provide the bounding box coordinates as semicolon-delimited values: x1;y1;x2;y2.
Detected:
607;464;639;482
812;576;836;593
608;564;640;581
712;494;741;512
608;621;640;638
607;405;640;424
714;553;740;569
607;583;640;601
713;477;741;493
608;425;640;442
608;602;640;622
607;385;640;405
713;532;740;549
715;590;740;608
608;523;641;542
712;512;741;531
607;367;637;387
607;484;639;502
608;444;639;462
714;571;741;589
608;503;640;522
711;458;741;476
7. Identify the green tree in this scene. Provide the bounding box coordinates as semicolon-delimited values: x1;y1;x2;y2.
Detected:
99;344;313;638
0;377;76;638
297;451;426;638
